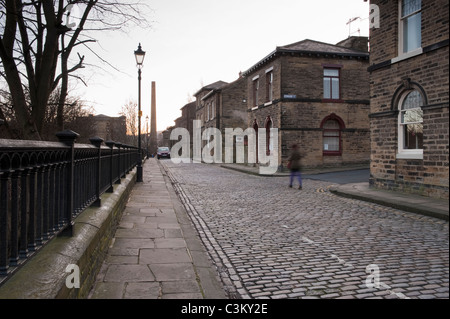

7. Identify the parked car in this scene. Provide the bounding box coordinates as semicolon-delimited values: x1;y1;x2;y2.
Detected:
157;147;171;159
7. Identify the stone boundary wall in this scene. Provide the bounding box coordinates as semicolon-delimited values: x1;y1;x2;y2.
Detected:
0;169;137;299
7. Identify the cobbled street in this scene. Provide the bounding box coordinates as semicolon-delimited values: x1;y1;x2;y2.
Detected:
160;161;449;300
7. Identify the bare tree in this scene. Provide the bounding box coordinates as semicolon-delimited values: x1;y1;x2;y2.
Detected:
120;99;138;147
0;0;150;140
0;85;95;140
42;87;96;141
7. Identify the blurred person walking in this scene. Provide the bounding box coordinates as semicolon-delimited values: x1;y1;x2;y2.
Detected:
287;144;303;190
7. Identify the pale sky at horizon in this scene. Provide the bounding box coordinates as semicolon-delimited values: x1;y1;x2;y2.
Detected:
73;0;370;132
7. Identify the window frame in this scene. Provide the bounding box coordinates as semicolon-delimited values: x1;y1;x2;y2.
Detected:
253;119;259;163
321;114;345;156
397;89;424;159
265;116;273;156
398;0;422;55
252;76;260;107
266;70;274;103
211;101;215;121
323;67;341;101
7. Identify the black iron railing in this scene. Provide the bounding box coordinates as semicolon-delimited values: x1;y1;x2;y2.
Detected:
0;130;140;283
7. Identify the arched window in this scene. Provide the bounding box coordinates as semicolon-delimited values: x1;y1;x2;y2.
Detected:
253;119;259;163
321;114;345;156
398;90;424;158
265;116;273;156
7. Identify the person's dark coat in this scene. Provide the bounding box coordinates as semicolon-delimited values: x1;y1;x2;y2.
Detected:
288;148;302;171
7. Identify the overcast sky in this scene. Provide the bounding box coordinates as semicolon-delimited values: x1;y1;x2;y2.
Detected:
74;0;370;132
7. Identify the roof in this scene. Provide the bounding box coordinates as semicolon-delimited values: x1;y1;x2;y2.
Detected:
180;101;196;111
194;81;229;97
243;39;369;76
92;114;126;120
278;39;367;55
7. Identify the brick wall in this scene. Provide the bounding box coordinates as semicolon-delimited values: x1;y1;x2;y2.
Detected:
220;76;248;131
247;60;282;107
280;55;370;101
369;0;449;199
247;52;370;169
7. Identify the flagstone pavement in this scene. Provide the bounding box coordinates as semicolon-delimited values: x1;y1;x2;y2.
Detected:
88;158;226;299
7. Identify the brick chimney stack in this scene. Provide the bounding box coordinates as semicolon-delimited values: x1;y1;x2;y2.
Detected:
336;36;369;53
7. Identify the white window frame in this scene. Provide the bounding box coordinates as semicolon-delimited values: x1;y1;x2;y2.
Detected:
266;69;274;103
397;0;422;58
253;77;260;107
323;68;340;100
397;90;424;160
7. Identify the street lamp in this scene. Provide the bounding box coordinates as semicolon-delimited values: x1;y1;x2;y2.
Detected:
135;43;146;183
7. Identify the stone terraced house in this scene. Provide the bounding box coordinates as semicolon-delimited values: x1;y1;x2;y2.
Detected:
242;37;371;170
367;0;449;199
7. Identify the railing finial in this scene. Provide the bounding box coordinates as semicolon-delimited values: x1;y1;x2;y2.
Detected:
56;130;80;146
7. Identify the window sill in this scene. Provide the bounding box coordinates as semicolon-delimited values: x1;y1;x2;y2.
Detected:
391;48;423;64
323;151;342;156
396;152;423;160
322;99;344;103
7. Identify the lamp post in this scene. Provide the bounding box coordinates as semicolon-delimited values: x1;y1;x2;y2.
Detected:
146;115;150;159
134;43;146;183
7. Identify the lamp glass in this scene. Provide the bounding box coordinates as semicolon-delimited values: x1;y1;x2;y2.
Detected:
134;44;146;66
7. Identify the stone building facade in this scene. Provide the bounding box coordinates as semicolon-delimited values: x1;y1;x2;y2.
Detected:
181;101;196;138
368;0;449;199
175;101;196;153
243;37;371;170
89;114;127;143
161;126;174;148
199;77;248;159
194;81;229;130
199;76;248;133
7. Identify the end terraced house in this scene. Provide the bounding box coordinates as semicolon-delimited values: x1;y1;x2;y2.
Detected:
367;0;449;199
242;36;371;170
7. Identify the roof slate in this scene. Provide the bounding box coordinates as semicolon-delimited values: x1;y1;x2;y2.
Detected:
278;39;367;55
194;80;229;97
243;38;369;75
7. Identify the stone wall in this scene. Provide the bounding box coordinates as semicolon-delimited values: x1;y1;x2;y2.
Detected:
369;0;449;199
220;76;248;132
0;168;137;299
247;52;370;169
